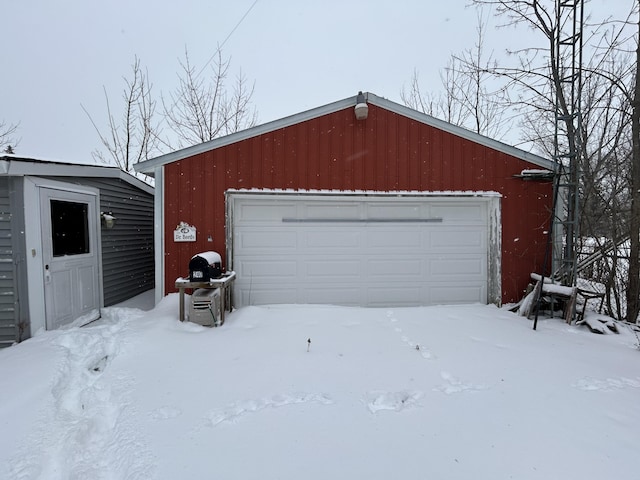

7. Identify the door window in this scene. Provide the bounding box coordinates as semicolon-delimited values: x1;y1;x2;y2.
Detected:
50;200;90;257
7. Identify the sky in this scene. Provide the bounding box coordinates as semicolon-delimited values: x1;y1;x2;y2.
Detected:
1;293;639;479
1;0;632;165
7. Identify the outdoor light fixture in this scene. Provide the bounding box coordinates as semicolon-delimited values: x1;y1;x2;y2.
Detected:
354;91;368;120
101;211;117;229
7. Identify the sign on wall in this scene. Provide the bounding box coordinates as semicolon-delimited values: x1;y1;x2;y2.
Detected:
174;221;196;242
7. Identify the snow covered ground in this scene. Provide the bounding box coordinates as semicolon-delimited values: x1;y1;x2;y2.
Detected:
1;293;639;480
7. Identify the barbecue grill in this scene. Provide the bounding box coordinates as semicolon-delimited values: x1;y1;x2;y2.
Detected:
189;288;222;326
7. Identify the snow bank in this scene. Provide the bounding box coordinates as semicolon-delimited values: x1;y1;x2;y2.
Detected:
1;297;639;479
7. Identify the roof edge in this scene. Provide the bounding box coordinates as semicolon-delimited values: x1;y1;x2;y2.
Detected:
366;93;556;171
134;92;556;173
134;96;356;173
0;156;154;194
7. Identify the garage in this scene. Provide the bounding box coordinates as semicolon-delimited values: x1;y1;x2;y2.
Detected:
228;191;501;307
135;91;553;305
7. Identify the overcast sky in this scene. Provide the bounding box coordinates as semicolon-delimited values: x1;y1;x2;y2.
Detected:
2;0;629;164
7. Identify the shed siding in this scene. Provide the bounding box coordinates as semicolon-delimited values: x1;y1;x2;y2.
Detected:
0;177;16;347
163;103;552;303
48;177;155;306
82;178;154;306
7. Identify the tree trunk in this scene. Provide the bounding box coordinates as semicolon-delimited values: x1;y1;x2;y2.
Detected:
627;16;640;324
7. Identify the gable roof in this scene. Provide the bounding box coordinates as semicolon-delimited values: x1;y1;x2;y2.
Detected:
0;156;154;195
134;92;556;174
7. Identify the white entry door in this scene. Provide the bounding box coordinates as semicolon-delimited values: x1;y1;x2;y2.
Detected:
40;187;101;330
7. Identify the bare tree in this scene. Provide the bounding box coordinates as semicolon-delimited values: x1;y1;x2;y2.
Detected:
0;120;19;154
466;0;640;322
89;48;257;170
628;14;640;323
162;48;257;148
402;66;465;124
575;52;634;320
401;14;510;140
83;56;158;173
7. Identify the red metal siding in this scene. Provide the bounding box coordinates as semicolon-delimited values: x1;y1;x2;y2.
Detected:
163;103;552;303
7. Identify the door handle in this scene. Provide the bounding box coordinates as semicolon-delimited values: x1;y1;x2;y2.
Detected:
44;264;51;283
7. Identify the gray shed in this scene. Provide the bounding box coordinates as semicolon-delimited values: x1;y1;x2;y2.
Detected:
0;156;154;347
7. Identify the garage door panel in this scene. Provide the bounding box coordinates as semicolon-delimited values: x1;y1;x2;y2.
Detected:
237;286;300;306
431;257;485;276
238;202;298;221
239;230;298;249
231;194;492;307
367;229;422;248
368;258;424;276
305;286;362;305
431;203;486;223
430;284;486;304
305;229;360;248
304;203;361;219
238;259;298;278
367;285;425;306
306;259;361;277
368;202;424;219
430;229;485;249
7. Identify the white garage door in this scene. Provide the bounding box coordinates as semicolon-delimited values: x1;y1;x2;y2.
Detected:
228;192;500;307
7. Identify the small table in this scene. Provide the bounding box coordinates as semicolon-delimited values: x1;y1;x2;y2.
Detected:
175;271;236;324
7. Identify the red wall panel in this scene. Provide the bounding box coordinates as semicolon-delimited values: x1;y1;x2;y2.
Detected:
163;103;553;303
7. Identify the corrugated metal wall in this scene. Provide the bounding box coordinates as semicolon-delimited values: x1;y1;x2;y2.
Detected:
163;103;553;303
50;177;155;306
0;177;16;347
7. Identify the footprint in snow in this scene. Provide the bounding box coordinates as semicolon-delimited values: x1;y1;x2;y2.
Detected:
365;390;423;413
89;355;109;374
400;336;435;360
433;371;488;395
149;406;183;420
384;311;435;359
416;346;433;359
572;376;640;392
204;393;333;427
